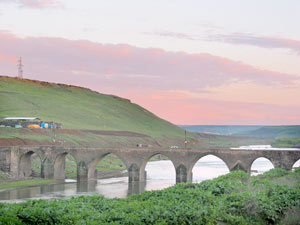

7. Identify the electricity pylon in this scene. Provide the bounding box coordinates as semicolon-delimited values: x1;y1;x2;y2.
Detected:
18;57;23;78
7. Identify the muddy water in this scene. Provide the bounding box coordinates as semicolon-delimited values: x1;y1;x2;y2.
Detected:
1;145;299;202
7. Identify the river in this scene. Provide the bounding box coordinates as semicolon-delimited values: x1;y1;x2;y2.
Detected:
1;145;299;202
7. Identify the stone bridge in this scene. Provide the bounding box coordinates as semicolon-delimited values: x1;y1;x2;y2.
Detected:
1;146;300;183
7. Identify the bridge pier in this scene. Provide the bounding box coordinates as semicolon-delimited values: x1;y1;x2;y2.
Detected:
77;161;88;181
176;164;191;183
41;158;55;179
229;161;249;173
128;163;140;182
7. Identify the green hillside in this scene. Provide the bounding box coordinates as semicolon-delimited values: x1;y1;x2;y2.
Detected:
0;76;183;138
235;126;300;139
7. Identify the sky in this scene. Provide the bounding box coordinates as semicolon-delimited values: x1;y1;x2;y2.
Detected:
0;0;300;125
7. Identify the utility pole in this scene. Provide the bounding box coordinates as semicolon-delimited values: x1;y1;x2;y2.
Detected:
18;57;24;78
184;130;187;149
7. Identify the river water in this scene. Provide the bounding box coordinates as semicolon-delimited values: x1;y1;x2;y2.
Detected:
1;145;299;202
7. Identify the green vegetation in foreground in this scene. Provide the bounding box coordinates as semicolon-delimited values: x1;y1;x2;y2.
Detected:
1;168;300;224
0;179;55;190
0;76;183;138
271;137;300;148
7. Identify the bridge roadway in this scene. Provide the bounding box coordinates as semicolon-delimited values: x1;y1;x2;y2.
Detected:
1;146;300;183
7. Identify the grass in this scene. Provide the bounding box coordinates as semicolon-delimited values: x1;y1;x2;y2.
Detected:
0;179;55;189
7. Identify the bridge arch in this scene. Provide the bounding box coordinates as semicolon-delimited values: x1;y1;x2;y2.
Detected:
189;154;230;183
53;152;78;180
19;151;42;178
250;157;274;175
292;158;300;170
139;153;176;183
88;152;128;180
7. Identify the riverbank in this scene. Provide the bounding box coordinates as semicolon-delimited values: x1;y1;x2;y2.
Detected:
0;179;55;190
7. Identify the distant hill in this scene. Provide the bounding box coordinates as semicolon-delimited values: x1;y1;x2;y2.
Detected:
180;125;263;135
235;126;300;139
181;125;300;139
0;76;183;138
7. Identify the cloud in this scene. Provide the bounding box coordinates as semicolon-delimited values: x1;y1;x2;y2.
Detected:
145;31;197;40
148;30;300;54
0;30;298;93
0;0;63;9
207;33;300;54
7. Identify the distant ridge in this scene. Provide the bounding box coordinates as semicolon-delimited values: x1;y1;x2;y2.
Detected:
181;125;300;139
180;125;262;136
235;126;300;139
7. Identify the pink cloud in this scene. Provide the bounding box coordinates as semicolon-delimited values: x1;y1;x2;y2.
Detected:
0;31;297;93
0;0;63;9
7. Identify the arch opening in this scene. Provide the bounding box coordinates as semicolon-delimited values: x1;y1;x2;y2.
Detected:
292;159;300;170
31;153;42;177
143;153;176;191
88;153;127;180
87;153;129;198
19;151;42;178
251;157;274;175
192;154;230;183
54;153;77;180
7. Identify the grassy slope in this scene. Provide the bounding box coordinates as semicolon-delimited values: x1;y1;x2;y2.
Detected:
0;76;183;138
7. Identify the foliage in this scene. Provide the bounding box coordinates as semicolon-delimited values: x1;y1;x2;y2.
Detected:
0;169;299;224
257;168;290;179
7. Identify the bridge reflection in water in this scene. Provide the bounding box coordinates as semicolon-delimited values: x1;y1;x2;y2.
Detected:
0;179;150;202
